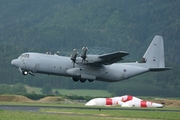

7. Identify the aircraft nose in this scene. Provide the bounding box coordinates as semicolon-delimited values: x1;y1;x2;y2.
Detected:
11;59;15;65
11;59;20;68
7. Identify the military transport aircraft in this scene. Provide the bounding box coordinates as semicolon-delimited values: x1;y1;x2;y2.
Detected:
11;35;171;82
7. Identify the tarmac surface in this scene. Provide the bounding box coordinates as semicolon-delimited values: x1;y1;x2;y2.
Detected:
0;105;179;112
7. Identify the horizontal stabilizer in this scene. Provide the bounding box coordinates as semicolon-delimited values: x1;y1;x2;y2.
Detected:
149;67;172;72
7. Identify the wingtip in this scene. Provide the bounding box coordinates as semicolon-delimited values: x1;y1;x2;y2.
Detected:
119;51;130;55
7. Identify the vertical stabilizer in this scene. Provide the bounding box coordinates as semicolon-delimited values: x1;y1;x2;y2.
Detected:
141;35;165;68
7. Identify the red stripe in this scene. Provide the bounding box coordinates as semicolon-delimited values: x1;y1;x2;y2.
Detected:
126;95;133;101
141;101;147;107
106;98;112;105
122;95;133;102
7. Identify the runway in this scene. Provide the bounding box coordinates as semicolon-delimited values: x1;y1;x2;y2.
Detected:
0;105;179;112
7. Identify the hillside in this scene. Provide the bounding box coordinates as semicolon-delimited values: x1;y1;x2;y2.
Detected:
0;95;179;108
0;0;179;97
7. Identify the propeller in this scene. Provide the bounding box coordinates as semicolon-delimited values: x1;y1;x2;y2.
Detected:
70;49;78;67
81;47;88;62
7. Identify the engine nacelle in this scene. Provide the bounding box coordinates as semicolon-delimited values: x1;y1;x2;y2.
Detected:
85;55;102;63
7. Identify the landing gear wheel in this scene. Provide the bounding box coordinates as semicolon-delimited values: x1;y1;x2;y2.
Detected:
22;71;28;75
80;79;86;83
72;78;79;82
88;79;94;82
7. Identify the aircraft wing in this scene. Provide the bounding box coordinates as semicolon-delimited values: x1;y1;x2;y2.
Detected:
97;51;129;65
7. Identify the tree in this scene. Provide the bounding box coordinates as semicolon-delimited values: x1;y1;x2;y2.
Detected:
55;90;60;95
0;84;11;94
10;83;27;94
41;83;52;95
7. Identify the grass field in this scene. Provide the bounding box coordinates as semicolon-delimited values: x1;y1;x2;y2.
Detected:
0;95;179;120
0;106;179;120
0;110;113;120
40;108;180;120
25;85;112;97
54;89;111;97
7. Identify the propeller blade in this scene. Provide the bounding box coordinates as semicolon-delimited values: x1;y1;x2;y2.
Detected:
81;47;88;62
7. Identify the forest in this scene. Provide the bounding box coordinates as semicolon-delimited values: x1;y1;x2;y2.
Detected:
0;0;179;97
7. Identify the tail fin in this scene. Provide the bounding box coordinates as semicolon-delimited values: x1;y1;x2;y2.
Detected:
140;35;171;71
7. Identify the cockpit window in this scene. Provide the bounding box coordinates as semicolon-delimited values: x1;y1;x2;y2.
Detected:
19;54;29;59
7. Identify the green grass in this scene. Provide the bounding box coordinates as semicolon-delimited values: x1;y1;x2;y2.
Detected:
25;85;42;94
40;108;180;120
0;110;113;120
54;89;111;97
0;107;179;120
0;101;179;120
25;85;112;97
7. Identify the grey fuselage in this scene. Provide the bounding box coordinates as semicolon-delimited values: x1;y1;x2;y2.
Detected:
11;52;149;82
11;35;171;82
